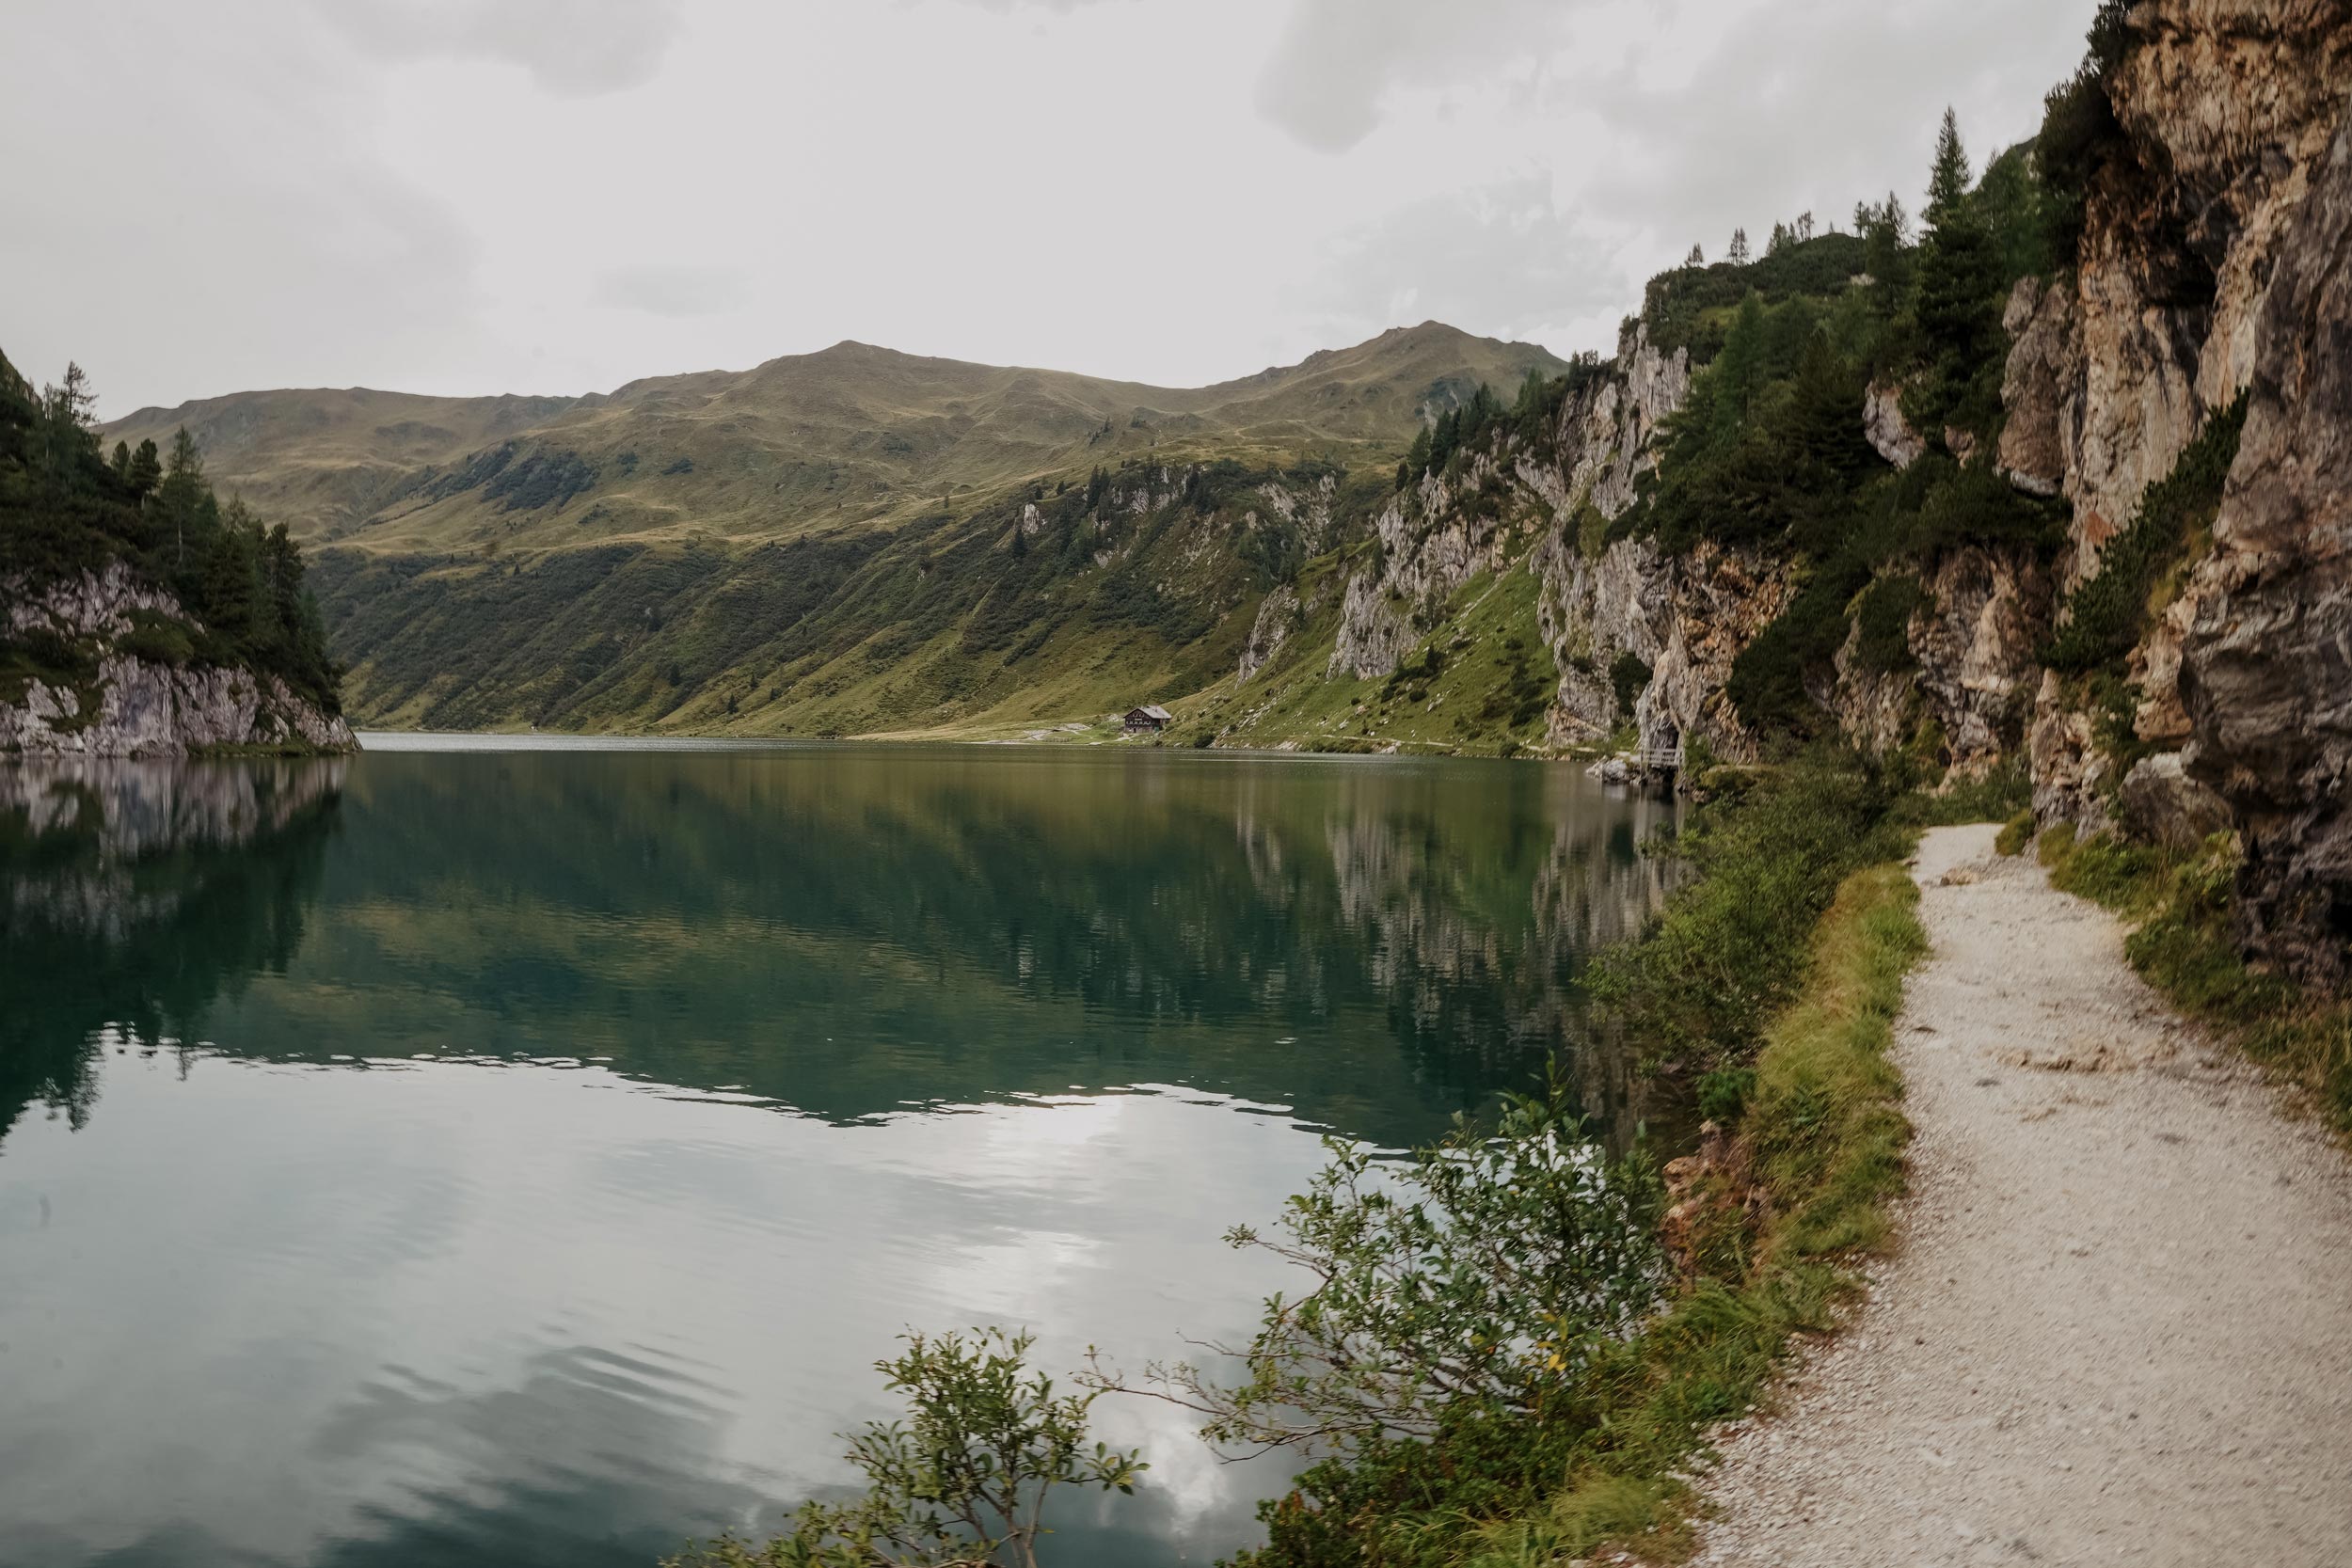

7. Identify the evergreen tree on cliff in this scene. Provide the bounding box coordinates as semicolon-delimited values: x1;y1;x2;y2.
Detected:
1912;109;2007;436
0;348;342;716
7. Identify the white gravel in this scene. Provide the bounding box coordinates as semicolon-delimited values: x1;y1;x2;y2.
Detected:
1685;823;2352;1567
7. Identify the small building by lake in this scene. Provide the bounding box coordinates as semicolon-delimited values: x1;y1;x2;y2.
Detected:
1122;705;1172;735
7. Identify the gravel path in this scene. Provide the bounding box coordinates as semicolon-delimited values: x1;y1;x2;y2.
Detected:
1687;822;2352;1567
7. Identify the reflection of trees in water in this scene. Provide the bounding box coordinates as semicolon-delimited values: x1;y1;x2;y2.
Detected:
0;750;1684;1150
1277;773;1683;1148
0;757;344;1138
294;752;1678;1147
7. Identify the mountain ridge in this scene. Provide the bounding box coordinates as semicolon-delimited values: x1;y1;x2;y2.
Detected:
99;322;1567;552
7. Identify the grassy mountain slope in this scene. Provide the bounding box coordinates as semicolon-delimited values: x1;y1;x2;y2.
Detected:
97;325;1563;736
103;325;1563;555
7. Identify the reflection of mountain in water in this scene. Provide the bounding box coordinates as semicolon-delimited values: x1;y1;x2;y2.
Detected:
303;750;1678;1147
0;757;346;1135
1;748;1680;1150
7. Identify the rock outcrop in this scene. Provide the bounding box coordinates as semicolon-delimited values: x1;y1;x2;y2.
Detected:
2012;0;2352;981
1995;278;2073;498
2028;0;2352;590
2177;108;2352;983
1912;547;2052;770
1;565;355;756
1238;583;1301;683
1864;381;1926;470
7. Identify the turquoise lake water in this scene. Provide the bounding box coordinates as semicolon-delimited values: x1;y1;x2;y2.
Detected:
0;738;1681;1567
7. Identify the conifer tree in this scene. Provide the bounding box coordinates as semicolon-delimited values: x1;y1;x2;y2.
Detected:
1684;243;1705;266
158;426;208;566
1925;107;1972;229
126;437;162;500
1917;109;2004;370
1727;227;1751;265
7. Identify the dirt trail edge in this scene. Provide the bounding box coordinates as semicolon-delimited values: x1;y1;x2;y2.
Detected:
1689;822;2352;1567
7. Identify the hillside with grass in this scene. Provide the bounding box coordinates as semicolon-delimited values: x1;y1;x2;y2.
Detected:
102;325;1565;553
92;325;1565;738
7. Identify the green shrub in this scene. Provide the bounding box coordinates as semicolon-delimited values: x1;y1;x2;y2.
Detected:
1994;809;2035;856
1609;651;1652;714
2039;827;2352;1133
1850;576;1926;673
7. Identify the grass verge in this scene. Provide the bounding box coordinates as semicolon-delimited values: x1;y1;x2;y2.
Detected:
1459;862;1925;1567
2038;825;2352;1136
1233;753;1936;1568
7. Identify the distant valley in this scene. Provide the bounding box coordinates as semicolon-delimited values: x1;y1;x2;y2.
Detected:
101;325;1565;737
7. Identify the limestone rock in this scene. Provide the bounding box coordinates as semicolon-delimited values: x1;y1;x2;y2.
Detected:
1997;277;2074;498
1632;545;1794;766
2045;0;2352;591
1327;572;1415;681
1913;547;2052;770
2179;107;2352;984
1864;382;1925;469
2029;672;2118;840
1;564;355;756
2118;752;2233;849
1237;583;1299;683
1829;615;1916;757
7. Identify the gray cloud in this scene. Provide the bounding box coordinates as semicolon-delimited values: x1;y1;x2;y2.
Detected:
321;0;689;97
593;263;756;319
0;5;484;413
1582;0;2095;250
1255;0;1589;153
1295;172;1628;347
4;0;2108;409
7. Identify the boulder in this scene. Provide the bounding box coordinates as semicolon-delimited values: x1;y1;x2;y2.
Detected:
2118;752;2233;849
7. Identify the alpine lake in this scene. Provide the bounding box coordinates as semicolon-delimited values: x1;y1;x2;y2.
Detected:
0;736;1684;1568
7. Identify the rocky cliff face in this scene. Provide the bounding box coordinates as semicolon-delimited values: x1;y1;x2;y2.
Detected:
2010;0;2351;595
1319;322;1814;760
2178;110;2352;982
2018;0;2352;981
2;565;356;756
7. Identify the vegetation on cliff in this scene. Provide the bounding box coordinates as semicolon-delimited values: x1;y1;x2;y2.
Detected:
1;347;341;715
1624;110;2069;751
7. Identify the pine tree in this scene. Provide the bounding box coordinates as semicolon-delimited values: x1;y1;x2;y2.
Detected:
111;440;131;482
1727;227;1751;265
158;426;207;567
1795;211;1815;243
1767;220;1792;256
1925;107;1972;230
126;437;162;500
1915;108;2007;436
1684;243;1705;266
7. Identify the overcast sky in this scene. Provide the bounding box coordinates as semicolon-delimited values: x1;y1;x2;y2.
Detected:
6;0;2099;417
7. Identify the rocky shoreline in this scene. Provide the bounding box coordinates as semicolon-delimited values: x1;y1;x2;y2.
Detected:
2;564;356;757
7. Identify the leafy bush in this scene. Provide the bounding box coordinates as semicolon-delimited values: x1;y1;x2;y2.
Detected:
1850;576;1926;673
670;1327;1144;1568
1591;748;1906;1073
1092;1084;1663;1458
1609;651;1652;715
1994;809;2035;856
